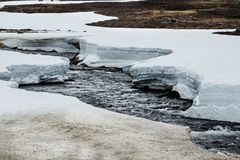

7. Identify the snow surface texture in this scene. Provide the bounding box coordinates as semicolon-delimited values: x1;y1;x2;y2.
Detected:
1;38;80;53
0;11;116;31
1;36;172;68
0;11;172;67
0;80;236;160
0;50;69;84
182;84;240;123
79;39;172;67
125;30;240;123
0;11;239;122
124;65;201;100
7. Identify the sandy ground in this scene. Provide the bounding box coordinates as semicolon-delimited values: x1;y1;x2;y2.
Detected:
0;109;238;160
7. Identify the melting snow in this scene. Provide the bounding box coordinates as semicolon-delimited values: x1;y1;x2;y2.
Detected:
0;11;239;123
0;50;69;84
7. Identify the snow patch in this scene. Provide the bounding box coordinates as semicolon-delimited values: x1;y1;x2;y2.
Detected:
0;50;69;84
124;65;201;100
1;38;80;53
0;12;115;31
0;68;11;81
1;37;172;68
181;84;240;123
124;30;240;123
80;39;172;68
0;11;239;123
182;104;240;123
0;79;232;160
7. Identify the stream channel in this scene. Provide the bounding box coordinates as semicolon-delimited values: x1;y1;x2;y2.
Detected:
13;49;240;155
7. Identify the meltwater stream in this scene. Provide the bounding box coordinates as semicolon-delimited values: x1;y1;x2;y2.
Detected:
16;50;240;155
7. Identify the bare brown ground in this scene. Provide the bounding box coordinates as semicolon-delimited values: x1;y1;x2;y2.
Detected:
1;0;240;29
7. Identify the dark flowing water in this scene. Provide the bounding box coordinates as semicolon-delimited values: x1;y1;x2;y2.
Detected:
6;47;239;155
20;64;240;155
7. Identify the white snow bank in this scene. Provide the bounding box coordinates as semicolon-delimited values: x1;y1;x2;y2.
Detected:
0;11;172;67
79;39;172;67
0;49;69;84
183;104;240;123
0;35;172;68
181;84;240;123
125;30;240;123
0;80;234;160
0;79;111;117
0;66;10;81
0;11;115;31
0;11;239;122
0;80;19;88
124;65;201;99
1;37;80;53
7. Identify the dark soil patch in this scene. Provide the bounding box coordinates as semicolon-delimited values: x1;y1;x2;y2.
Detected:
214;28;240;36
1;0;240;29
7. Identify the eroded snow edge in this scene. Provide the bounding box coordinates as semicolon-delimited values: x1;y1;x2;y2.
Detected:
0;50;69;84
